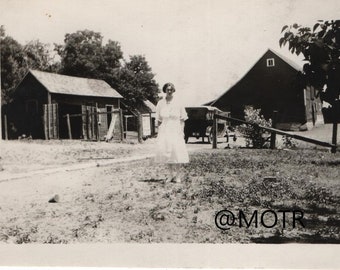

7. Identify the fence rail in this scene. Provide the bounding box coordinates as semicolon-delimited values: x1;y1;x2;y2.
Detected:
212;110;337;153
62;109;121;118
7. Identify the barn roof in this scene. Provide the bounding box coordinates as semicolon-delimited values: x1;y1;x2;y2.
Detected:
29;69;123;98
269;49;303;71
210;48;303;106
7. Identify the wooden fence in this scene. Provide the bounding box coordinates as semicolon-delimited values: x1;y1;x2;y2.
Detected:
212;110;338;153
43;104;59;139
63;109;148;143
63;108;124;141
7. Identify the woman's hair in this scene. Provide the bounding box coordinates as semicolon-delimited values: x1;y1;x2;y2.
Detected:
162;82;176;93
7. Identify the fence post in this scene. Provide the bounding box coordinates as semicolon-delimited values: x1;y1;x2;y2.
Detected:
270;110;278;149
86;108;90;140
66;114;72;139
331;123;338;153
119;109;124;141
53;103;59;139
137;113;143;143
124;115;128;139
95;104;100;142
4;114;8;140
43;104;48;140
212;110;217;149
150;112;153;137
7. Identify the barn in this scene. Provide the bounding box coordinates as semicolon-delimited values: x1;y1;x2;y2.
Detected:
210;49;322;131
6;69;124;140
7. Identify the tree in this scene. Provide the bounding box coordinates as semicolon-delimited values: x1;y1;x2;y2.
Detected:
116;55;159;107
1;27;57;104
280;20;340;123
56;29;123;80
56;30;160;106
23;40;59;72
280;20;340;153
0;25;4;38
1;34;26;104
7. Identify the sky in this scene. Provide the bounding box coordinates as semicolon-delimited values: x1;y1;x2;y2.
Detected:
1;0;340;106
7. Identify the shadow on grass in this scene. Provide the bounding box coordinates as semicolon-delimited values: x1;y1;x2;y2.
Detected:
311;160;340;166
139;178;166;183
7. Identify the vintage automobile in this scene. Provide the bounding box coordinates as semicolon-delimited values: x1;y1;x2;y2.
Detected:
184;106;236;144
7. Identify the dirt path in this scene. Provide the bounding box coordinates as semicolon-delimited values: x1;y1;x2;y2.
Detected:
0;139;213;181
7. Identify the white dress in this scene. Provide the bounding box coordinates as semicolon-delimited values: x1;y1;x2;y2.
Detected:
155;97;189;164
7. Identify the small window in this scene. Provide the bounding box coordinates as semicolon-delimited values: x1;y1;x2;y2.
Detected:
266;58;275;67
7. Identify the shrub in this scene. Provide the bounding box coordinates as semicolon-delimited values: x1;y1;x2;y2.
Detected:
237;107;272;148
282;135;298;149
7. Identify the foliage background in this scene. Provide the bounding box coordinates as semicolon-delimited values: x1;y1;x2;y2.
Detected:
1;26;160;107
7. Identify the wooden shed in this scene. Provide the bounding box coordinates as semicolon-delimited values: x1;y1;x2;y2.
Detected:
138;99;157;138
210;49;322;131
120;99;157;139
6;69;123;140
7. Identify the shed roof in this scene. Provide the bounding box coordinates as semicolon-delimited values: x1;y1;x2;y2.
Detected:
133;99;156;114
29;69;123;98
143;100;156;113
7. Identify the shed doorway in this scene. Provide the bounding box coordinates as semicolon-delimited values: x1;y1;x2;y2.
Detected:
59;104;82;139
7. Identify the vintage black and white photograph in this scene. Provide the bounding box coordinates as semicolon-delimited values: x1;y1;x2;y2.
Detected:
0;0;340;268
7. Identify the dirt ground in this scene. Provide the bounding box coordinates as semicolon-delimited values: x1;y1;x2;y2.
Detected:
0;124;339;243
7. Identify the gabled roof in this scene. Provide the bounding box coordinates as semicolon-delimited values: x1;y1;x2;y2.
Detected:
120;99;156;115
29;69;123;98
269;48;303;71
143;100;156;113
210;48;302;106
202;100;216;106
134;99;156;114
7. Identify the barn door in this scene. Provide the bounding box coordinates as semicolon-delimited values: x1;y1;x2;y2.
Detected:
43;103;59;139
81;105;97;140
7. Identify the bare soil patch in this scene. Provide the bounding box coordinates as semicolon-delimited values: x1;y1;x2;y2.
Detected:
0;139;156;174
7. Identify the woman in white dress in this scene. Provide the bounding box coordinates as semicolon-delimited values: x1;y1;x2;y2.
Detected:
155;83;189;183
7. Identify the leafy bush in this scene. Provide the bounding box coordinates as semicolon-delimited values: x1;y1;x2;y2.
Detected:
237;107;272;148
282;135;298;149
